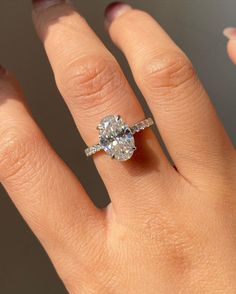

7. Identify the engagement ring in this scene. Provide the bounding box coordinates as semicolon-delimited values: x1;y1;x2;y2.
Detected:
85;115;154;161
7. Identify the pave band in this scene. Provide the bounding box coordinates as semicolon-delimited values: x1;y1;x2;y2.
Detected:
130;118;154;135
85;116;154;160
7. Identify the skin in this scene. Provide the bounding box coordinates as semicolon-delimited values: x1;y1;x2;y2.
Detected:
228;41;236;64
0;1;236;293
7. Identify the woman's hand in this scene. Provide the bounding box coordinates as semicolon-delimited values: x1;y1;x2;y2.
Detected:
0;1;235;293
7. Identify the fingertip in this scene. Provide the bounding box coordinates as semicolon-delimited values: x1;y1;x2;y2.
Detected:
32;0;68;13
223;28;236;65
227;39;236;65
104;2;132;29
223;27;236;40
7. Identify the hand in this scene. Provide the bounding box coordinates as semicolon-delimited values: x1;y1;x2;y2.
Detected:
0;1;235;293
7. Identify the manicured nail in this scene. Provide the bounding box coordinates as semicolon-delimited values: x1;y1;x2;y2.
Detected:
32;0;66;12
105;2;132;27
223;27;236;40
0;65;6;76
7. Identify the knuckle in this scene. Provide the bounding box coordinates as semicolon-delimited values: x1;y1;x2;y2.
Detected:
138;210;196;272
58;56;125;111
0;126;40;180
140;51;196;92
62;233;107;293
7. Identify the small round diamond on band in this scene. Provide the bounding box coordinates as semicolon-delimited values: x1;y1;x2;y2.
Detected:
85;115;154;161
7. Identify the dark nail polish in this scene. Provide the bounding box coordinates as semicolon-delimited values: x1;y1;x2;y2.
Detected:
105;2;132;26
32;0;66;12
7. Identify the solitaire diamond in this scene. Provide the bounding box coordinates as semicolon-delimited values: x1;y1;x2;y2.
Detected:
98;115;135;161
85;115;154;159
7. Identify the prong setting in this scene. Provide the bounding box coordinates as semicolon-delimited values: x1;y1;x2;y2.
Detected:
85;116;154;160
116;115;121;121
96;124;103;131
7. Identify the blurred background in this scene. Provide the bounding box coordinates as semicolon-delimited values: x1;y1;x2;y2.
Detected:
0;0;235;293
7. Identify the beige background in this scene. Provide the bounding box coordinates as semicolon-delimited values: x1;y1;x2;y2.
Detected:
0;0;235;293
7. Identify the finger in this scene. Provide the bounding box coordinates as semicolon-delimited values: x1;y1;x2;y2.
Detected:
106;4;235;187
32;0;177;212
0;67;104;280
223;28;236;65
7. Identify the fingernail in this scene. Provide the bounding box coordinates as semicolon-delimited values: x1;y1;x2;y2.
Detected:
0;65;6;76
105;2;132;27
223;27;236;40
32;0;66;12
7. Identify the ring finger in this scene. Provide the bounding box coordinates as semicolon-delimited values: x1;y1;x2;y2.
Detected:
32;0;177;213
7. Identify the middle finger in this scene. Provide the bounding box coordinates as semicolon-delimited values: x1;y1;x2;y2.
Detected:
32;1;176;212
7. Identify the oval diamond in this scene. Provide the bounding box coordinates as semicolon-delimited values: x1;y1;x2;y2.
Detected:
98;115;135;161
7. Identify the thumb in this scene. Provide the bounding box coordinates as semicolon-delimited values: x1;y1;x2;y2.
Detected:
223;28;236;65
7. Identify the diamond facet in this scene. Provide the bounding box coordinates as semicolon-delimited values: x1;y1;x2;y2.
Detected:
99;115;135;161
